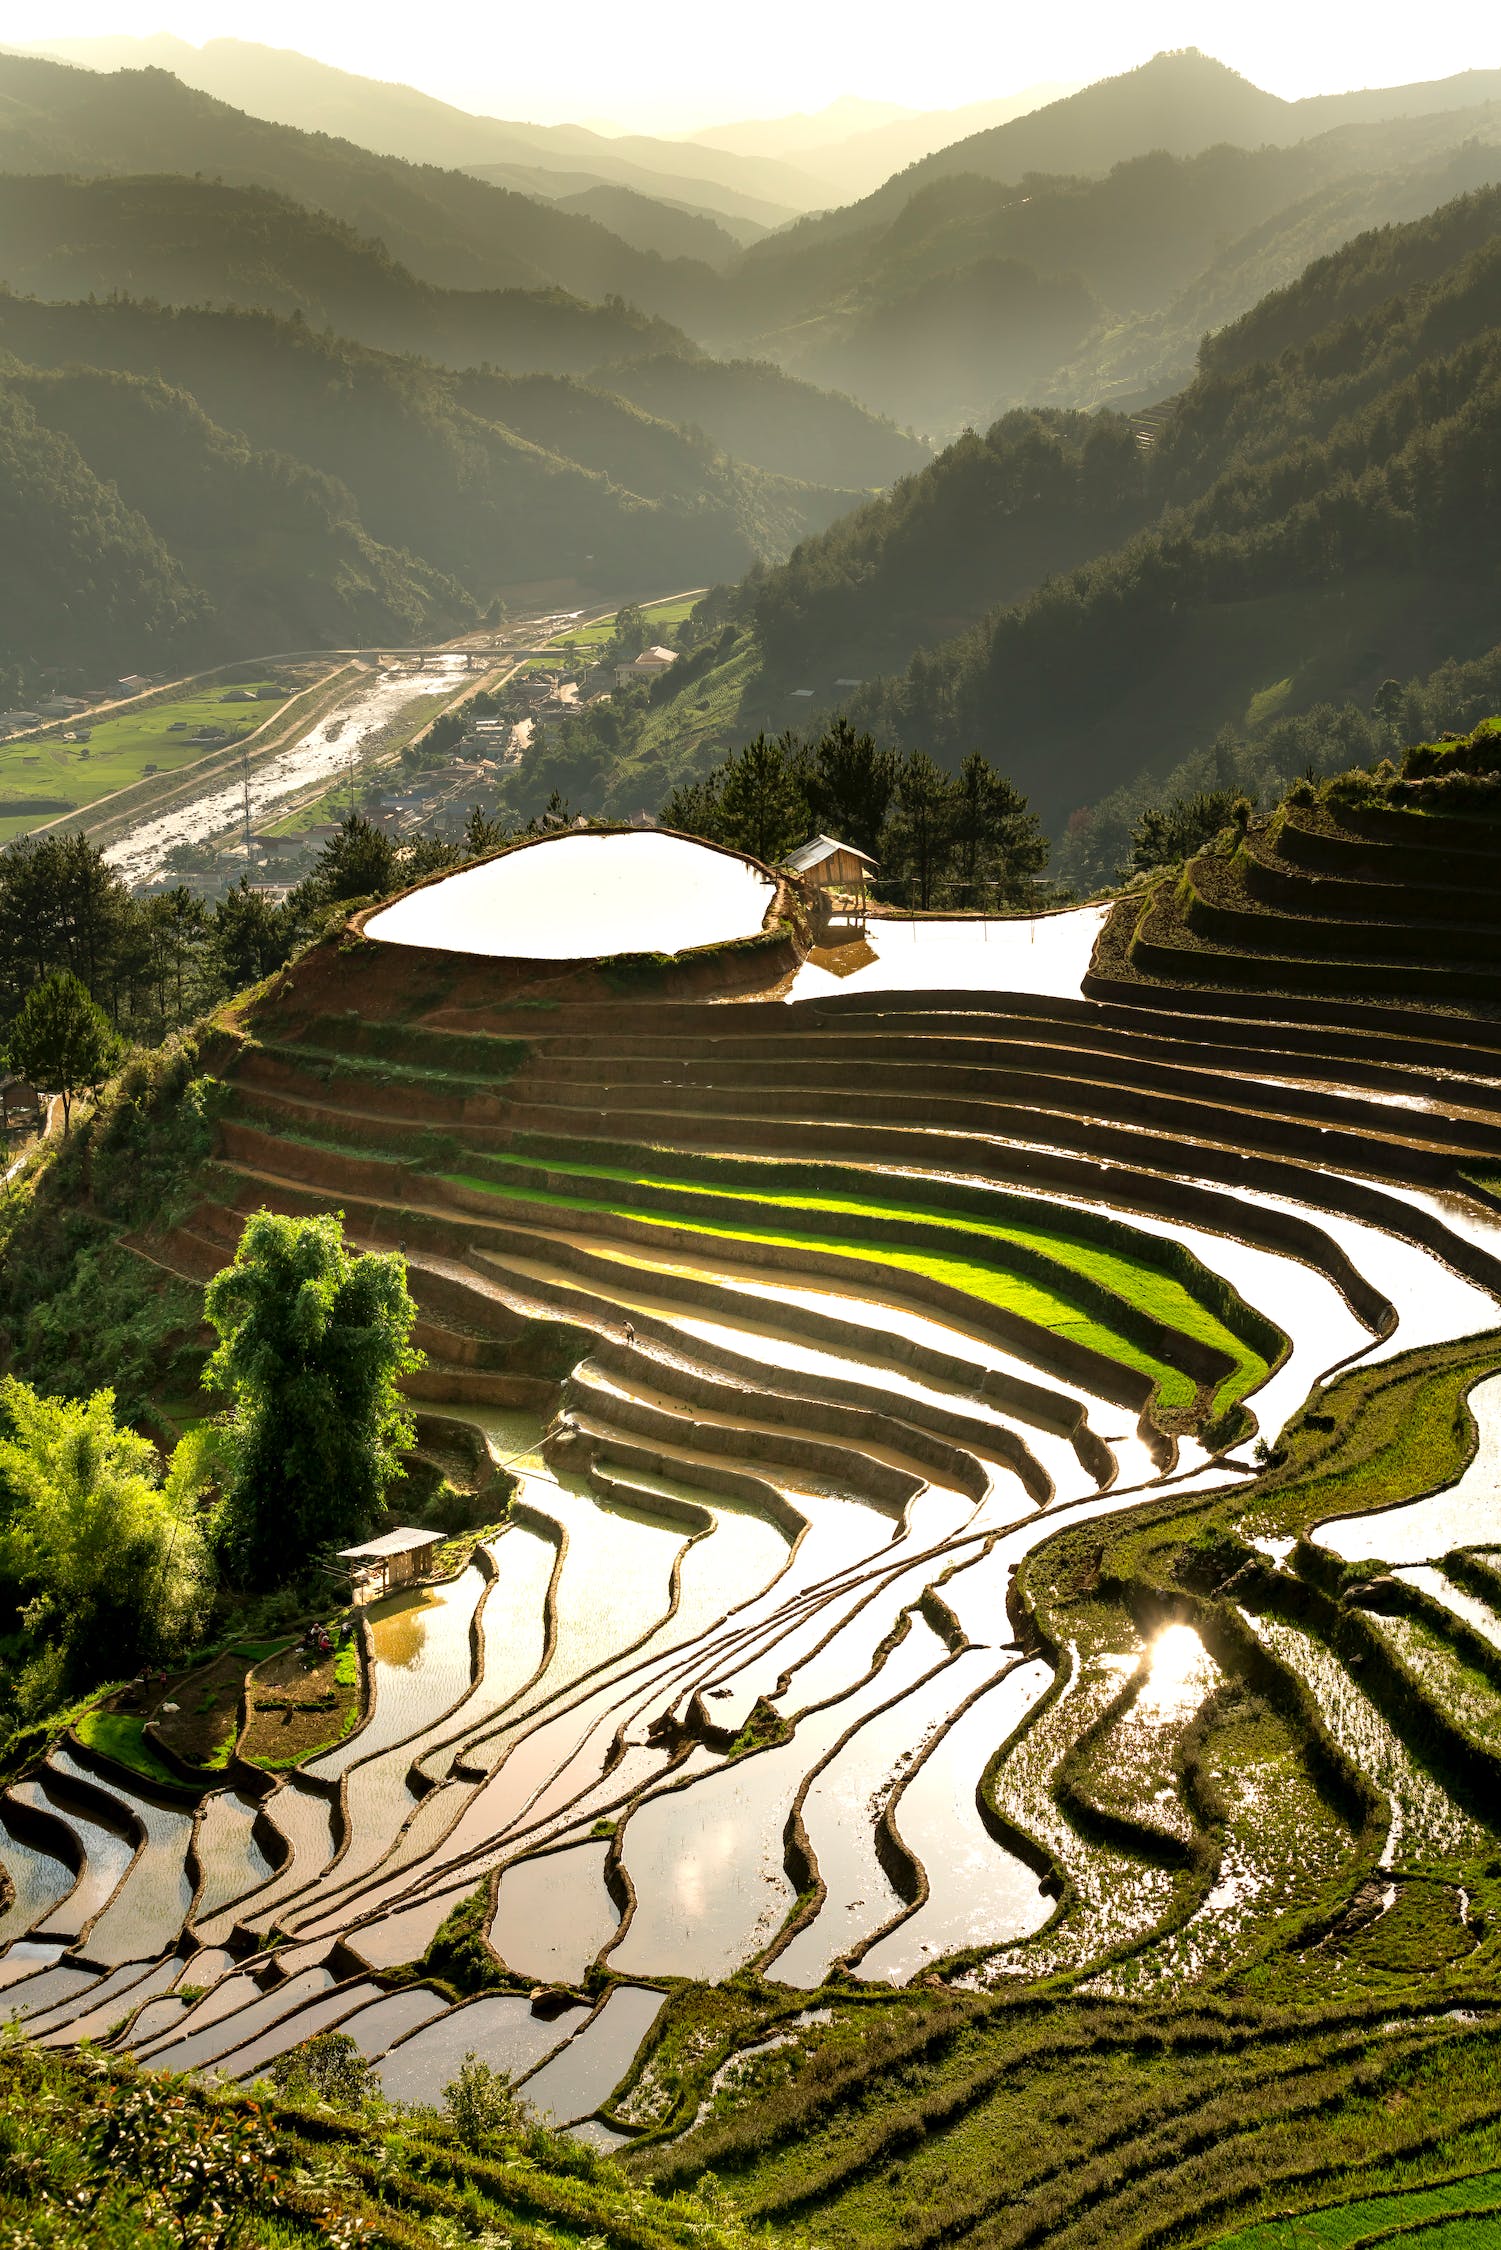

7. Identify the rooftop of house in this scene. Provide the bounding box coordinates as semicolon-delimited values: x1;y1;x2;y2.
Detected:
337;1526;445;1563
785;833;880;877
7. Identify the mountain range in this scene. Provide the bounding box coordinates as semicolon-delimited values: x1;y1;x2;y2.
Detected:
577;183;1501;831
7;31;1501;827
6;48;1501;438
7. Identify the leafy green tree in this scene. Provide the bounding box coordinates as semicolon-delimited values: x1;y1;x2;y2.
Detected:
0;1378;213;1709
396;834;459;884
445;2053;526;2146
659;775;722;841
212;880;296;989
606;602;650;664
800;718;897;856
6;966;121;1132
886;749;955;909
144;885;209;1023
203;1210;422;1584
1128;788;1242;874
952;750;1049;904
463;805;509;856
715;733;807;865
270;2031;377;2110
304;811;397;905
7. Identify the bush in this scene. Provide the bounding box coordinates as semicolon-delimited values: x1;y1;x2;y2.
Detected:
269;2031;376;2111
444;2053;526;2146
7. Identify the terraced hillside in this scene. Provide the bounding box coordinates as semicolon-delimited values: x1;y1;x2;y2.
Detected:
4;818;1501;2245
1091;727;1501;1026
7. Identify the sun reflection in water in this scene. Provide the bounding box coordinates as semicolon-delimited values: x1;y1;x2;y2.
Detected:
1137;1624;1217;1720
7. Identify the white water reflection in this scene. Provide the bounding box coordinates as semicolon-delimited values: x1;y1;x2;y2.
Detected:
368;830;774;960
787;908;1109;1002
106;661;466;888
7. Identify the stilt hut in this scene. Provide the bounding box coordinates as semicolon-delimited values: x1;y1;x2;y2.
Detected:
784;835;878;934
337;1526;444;1601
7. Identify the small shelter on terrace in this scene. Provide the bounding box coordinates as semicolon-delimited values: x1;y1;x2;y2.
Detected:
337;1526;444;1600
784;834;878;933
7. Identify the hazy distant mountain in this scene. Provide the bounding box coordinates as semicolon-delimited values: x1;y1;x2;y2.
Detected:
685;96;917;161
464;161;795;236
853;49;1501;217
0;173;693;373
727;98;1501;431
34;35;829;215
0;51;727;331
548;185;747;266
796;89;1081;201
590;352;930;484
680;87;1079;204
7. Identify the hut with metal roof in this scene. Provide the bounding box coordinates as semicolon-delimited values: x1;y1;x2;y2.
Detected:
784;834;878;932
337;1526;445;1599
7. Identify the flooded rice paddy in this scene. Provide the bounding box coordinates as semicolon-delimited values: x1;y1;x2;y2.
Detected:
367;830;775;960
8;972;1501;2119
786;907;1111;1001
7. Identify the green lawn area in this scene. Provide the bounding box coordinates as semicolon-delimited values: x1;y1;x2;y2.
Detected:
0;681;292;842
549;595;699;651
74;1709;183;1791
1215;2169;1501;2246
440;1165;1206;1415
447;1150;1269;1415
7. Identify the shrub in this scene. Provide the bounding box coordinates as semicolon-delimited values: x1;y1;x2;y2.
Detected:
444;2053;526;2146
269;2031;376;2111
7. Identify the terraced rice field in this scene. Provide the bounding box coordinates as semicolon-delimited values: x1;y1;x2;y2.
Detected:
5;815;1501;2236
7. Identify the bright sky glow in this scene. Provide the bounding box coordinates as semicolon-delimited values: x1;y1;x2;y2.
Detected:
7;0;1497;133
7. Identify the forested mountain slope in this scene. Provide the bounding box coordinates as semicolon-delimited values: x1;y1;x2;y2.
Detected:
558;185;1501;829
0;358;471;675
0;174;925;488
839;193;1501;820
7;49;1501;443
0;173;685;374
0;292;860;674
732;119;1501;427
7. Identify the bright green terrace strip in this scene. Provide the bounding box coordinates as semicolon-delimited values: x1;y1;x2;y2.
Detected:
443;1151;1271;1415
1212;2168;1501;2247
442;1170;1206;1415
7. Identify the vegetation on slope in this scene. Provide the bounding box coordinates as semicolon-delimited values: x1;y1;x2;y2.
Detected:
0;2033;755;2250
0;292;861;679
599;183;1501;832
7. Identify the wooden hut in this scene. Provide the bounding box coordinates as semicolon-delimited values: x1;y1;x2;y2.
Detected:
784;834;878;932
337;1526;444;1600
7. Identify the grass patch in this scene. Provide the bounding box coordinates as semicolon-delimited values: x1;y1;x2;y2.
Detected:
0;681;290;842
440;1167;1234;1419
74;1710;183;1790
458;1147;1270;1416
1215;2166;1501;2246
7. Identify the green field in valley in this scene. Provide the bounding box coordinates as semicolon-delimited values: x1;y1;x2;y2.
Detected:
0;679;298;843
549;594;700;651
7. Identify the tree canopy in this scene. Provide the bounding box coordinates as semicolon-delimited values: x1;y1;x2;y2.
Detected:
0;1377;212;1717
6;967;122;1132
203;1209;422;1584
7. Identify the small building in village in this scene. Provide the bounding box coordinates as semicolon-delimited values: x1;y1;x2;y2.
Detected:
617;645;678;688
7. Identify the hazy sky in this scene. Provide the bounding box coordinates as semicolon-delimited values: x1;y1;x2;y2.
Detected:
9;0;1498;132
